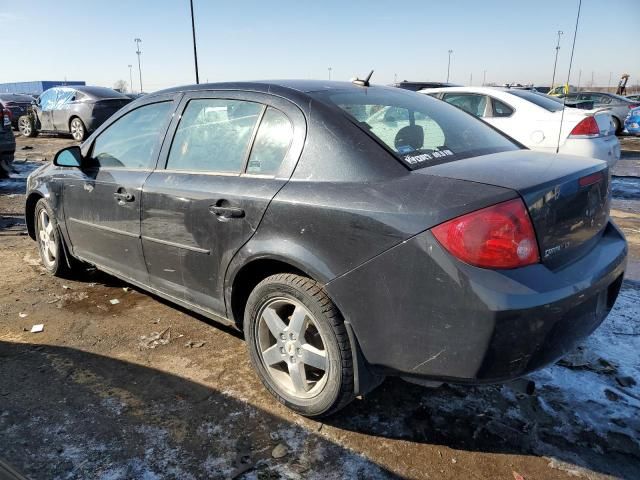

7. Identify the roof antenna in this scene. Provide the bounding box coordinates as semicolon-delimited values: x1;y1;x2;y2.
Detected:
352;70;374;87
556;0;582;153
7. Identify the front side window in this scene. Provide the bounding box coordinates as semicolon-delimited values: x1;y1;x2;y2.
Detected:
91;102;172;169
39;89;57;111
309;88;518;170
246;107;293;175
167;99;262;173
442;93;488;117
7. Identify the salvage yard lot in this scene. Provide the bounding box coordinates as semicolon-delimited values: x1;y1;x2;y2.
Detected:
1;133;639;479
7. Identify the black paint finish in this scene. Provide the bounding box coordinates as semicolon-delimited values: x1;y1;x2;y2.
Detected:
25;81;627;388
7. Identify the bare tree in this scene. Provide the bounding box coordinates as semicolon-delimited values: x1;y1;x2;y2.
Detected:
113;79;128;93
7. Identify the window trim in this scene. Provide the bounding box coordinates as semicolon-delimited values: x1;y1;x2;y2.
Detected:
87;100;175;170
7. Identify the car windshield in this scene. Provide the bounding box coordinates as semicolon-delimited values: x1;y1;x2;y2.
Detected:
309;87;519;169
505;89;565;112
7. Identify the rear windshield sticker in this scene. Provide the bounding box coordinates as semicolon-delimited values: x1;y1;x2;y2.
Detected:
397;145;415;154
404;148;454;166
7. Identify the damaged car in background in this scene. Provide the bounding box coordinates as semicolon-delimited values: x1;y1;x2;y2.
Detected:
18;86;131;141
0;106;16;178
25;81;627;417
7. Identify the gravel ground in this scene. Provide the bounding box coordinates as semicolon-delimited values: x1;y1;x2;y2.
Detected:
0;133;639;479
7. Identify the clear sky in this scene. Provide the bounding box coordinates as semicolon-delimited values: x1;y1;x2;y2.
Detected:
1;0;638;92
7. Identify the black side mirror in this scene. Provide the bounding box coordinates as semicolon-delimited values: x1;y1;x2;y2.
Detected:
54;146;83;168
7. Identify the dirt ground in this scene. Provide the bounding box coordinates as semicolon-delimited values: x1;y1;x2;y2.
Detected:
1;133;639;480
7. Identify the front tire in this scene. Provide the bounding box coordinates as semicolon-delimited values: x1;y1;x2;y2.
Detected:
69;117;86;141
244;273;355;417
611;116;621;134
34;199;77;277
18;115;37;137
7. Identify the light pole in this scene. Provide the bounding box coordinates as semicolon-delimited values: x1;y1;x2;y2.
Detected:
608;71;612;91
128;65;133;93
328;67;332;80
483;69;487;86
134;38;143;93
469;72;473;86
446;49;453;83
551;30;563;88
577;69;581;90
190;0;200;84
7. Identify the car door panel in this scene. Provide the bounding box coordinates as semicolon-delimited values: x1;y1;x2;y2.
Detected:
141;91;305;316
63;95;179;283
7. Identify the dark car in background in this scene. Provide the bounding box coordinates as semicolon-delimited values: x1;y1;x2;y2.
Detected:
392;81;461;91
0;107;16;177
0;93;35;130
18;86;131;141
561;91;640;133
25;81;626;417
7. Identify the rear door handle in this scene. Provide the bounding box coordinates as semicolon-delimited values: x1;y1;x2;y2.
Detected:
209;205;244;219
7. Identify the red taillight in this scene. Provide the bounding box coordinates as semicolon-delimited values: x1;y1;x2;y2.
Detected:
4;108;12;121
579;171;603;187
569;116;600;137
432;198;540;269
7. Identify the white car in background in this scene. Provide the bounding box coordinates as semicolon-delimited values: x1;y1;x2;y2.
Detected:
420;87;620;167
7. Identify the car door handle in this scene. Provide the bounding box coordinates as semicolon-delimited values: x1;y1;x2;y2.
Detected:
113;191;135;202
209;205;245;219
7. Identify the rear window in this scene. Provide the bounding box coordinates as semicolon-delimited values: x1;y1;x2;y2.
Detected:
309;88;518;169
506;90;564;112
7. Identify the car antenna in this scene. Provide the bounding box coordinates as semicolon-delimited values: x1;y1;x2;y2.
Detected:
352;70;374;87
556;0;582;153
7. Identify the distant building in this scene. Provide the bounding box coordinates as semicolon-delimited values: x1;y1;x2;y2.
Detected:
0;81;86;95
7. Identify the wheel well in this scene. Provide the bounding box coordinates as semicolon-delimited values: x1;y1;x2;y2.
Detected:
25;193;43;239
230;259;306;330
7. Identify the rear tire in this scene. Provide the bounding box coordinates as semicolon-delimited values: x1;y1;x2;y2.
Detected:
18;115;37;137
244;273;355;417
611;116;621;134
34;199;79;277
69;117;86;141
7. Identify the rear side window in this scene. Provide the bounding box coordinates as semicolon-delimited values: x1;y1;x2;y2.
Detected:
442;93;487;117
91;102;172;169
167;99;262;173
246;107;293;175
491;98;514;117
310;88;518;169
507;90;564;112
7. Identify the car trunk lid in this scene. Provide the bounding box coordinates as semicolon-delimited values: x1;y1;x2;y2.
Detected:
421;150;610;268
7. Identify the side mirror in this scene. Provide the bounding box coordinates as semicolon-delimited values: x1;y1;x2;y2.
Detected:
54;146;83;168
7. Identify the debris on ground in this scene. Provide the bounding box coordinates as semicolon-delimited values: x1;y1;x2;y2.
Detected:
109;299;120;305
122;287;129;292
271;443;288;459
139;327;171;349
62;285;71;290
18;312;28;318
30;324;44;333
513;471;525;480
616;376;637;388
184;341;205;348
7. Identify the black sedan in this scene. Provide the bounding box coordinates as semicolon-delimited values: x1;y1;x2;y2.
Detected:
18;86;131;141
25;81;627;417
0;93;35;130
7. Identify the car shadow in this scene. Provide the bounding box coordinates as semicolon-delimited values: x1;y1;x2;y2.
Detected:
0;340;397;479
327;376;640;479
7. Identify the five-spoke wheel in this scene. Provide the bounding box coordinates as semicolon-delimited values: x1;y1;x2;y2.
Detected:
245;273;355;417
37;208;57;269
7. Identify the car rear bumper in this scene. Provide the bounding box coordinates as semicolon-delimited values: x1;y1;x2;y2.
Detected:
561;135;621;167
326;220;627;383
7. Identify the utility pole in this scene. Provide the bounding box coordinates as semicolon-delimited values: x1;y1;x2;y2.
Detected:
482;69;487;86
577;69;581;90
608;71;612;91
469;72;473;86
551;30;563;88
394;73;397;83
328;67;332;81
190;0;200;84
134;38;143;93
591;70;594;87
446;49;453;83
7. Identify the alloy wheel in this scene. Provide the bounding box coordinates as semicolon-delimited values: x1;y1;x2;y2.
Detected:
37;209;57;268
256;297;329;399
70;119;84;141
19;118;31;136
